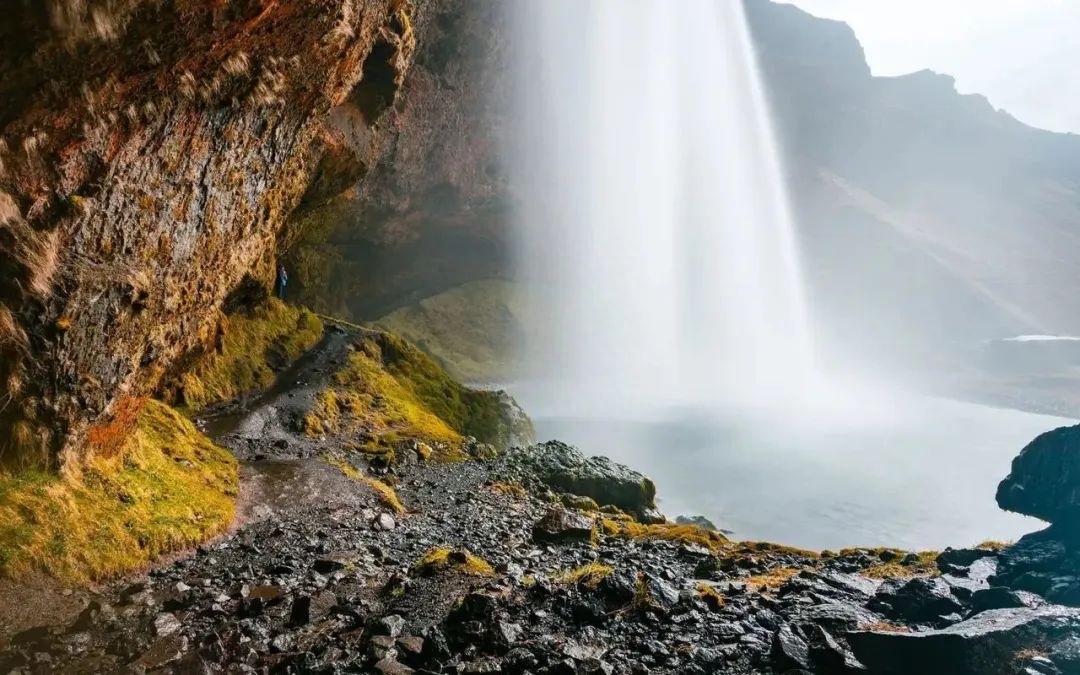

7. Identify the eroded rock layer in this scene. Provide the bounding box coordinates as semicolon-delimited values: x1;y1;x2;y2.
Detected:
0;0;419;467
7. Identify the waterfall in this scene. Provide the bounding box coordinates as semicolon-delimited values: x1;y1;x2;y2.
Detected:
511;0;816;417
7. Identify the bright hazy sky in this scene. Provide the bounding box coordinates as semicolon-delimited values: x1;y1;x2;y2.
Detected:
783;1;1080;134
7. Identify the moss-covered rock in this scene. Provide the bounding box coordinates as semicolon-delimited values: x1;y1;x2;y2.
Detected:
304;330;533;457
503;441;660;522
0;400;238;584
165;298;323;412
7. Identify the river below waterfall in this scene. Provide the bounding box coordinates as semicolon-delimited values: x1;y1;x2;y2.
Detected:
524;394;1071;551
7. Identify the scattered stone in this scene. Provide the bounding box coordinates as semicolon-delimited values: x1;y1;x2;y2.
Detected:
291;590;337;625
153;612;183;637
849;606;1080;675
376;614;407;638
532;507;594;544
504;441;662;521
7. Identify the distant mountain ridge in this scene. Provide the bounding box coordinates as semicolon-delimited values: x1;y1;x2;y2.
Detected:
747;0;1080;373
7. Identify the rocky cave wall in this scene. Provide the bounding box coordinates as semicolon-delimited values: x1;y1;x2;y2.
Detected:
283;0;512;320
0;0;421;468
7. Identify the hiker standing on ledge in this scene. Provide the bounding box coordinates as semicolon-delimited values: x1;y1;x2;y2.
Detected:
276;263;288;299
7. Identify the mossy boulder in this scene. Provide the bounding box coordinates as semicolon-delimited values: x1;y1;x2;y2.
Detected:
503;441;662;523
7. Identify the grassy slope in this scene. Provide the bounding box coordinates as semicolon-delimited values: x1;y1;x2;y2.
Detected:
376;279;523;383
174;298;323;411
305;330;528;456
0;400;238;584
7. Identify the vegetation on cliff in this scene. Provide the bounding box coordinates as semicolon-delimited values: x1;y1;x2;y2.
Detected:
168;298;323;412
0;400;237;583
304;330;532;456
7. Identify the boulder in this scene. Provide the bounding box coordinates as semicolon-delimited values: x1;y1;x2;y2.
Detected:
848;606;1080;675
504;442;662;522
993;529;1080;606
868;577;965;625
997;425;1080;526
532;507;595;544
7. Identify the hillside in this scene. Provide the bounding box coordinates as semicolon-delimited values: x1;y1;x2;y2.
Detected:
747;0;1080;375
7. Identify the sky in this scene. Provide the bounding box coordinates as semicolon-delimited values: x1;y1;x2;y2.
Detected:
783;0;1080;134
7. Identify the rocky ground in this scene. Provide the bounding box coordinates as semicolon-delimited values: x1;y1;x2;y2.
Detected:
2;333;1080;675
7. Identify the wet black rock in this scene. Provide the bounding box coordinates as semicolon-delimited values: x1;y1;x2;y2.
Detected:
849;606;1080;675
503;441;662;522
868;577;965;626
532;507;595;544
997;425;1080;526
993;528;1080;606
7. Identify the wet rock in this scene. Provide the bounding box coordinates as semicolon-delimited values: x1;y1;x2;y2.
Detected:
997;424;1080;526
969;587;1043;614
868;576;965;625
291;590;337;625
849;606;1080;675
504;441;661;521
532;507;594;544
374;656;415;674
675;515;720;532
153;612;183;637
313;556;349;575
771;624;811;671
637;574;680;614
993;529;1080;605
131;635;188;670
937;547;998;574
1050;635;1080;671
377;614;407;638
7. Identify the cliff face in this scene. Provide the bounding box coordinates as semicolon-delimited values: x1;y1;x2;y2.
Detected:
284;0;511;319
0;0;418;467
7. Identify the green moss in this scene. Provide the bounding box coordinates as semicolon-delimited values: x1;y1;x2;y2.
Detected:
0;401;238;584
174;298;323;411
305;330;528;457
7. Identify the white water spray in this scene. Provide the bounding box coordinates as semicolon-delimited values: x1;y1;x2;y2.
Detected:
511;0;816;416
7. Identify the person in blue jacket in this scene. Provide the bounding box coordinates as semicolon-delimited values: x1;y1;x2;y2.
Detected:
276;264;288;299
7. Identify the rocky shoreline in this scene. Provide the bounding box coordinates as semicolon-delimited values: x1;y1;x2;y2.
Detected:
1;326;1080;675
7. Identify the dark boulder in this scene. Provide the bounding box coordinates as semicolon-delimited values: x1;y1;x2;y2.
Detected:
504;442;662;522
532;507;595;544
848;606;1080;675
868;577;965;625
993;529;1080;606
968;587;1042;614
997;425;1080;526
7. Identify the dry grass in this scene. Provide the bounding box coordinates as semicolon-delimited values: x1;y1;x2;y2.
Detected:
489;480;528;498
175;299;322;411
865;621;912;633
744;567;801;592
413;547;494;577
976;540;1011;551
860;551;940;579
85;396;145;459
696;582;725;609
0;401;237;584
599;519;731;553
555;562;613;589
